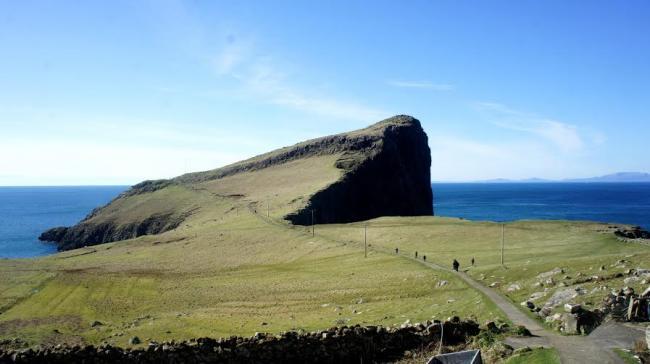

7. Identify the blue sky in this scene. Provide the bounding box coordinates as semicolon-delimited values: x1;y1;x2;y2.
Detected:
1;0;649;185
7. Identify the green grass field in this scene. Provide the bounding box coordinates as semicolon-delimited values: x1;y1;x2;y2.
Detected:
2;194;648;348
613;348;641;364
505;348;560;364
317;217;650;319
1;121;649;350
0;192;506;347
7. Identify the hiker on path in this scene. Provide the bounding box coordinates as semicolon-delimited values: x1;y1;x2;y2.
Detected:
471;257;475;266
452;259;459;272
415;251;418;258
395;247;399;254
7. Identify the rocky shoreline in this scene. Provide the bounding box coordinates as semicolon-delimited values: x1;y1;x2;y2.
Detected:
0;320;479;364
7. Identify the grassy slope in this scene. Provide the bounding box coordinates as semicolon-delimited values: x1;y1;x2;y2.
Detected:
317;217;650;320
1;120;648;348
0;162;504;347
505;348;560;364
613;348;642;364
2;203;648;348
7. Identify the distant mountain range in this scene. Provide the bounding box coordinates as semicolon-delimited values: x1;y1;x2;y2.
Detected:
452;172;650;184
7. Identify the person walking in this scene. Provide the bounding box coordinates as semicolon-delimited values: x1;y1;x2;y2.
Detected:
452;259;459;272
471;257;475;266
415;251;418;258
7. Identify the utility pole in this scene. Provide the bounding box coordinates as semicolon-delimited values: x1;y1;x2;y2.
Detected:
311;209;315;237
501;223;505;266
364;223;367;258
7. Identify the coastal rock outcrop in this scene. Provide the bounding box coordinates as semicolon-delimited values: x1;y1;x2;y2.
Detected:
285;116;433;224
39;212;190;251
39;115;433;250
615;226;650;240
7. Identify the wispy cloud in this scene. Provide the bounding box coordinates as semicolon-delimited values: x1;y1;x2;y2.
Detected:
475;101;584;152
387;80;454;91
212;37;388;122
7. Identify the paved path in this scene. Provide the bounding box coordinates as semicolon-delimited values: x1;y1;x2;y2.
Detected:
250;210;635;363
407;255;626;364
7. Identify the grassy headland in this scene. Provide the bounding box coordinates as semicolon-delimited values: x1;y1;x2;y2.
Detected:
1;115;648;351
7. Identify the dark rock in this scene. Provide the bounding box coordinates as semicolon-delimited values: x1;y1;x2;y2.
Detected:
485;321;499;333
40;211;192;251
0;320;481;363
285;116;433;225
38;227;68;243
615;227;650;239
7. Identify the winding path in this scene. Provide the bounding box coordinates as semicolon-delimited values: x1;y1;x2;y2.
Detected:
249;207;635;363
405;255;627;364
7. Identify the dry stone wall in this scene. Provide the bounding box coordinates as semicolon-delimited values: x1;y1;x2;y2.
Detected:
0;320;479;364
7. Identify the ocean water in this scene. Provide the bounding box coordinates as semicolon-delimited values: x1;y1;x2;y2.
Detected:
433;183;650;228
1;183;649;259
0;186;127;258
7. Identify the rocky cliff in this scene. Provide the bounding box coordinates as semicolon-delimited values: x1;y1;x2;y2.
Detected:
40;115;433;250
285;116;433;224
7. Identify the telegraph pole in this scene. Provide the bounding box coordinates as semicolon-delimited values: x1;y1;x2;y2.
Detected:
364;223;367;258
501;223;505;266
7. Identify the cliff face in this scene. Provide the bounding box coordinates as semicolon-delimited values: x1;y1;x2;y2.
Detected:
39;212;189;251
285;116;433;224
40;115;434;250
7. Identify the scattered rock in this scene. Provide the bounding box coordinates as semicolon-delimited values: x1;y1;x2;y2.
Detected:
561;314;579;334
529;292;545;301
485;321;499;333
544;278;555;286
537;267;564;279
90;321;103;327
521;301;535;310
129;336;141;345
507;283;521;292
538;306;552;318
564;303;581;313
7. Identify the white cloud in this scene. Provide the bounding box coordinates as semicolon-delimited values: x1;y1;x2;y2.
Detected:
387;80;454;91
0;138;245;186
475;101;585;152
211;40;388;122
147;0;389;123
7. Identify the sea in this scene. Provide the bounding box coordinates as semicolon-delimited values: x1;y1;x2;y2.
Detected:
433;183;650;228
0;183;649;258
0;186;127;258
